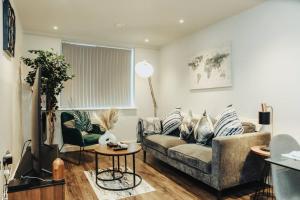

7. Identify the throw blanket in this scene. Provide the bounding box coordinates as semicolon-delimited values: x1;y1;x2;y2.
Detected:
137;118;162;143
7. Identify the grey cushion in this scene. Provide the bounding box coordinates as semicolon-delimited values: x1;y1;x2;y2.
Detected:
168;144;212;173
144;135;186;155
242;122;256;133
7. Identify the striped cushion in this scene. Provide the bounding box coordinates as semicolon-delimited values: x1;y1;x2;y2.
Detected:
214;106;244;137
162;109;182;135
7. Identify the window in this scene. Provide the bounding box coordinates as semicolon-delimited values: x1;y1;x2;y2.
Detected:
60;42;134;109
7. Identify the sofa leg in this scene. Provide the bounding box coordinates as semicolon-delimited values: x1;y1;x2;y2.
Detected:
143;150;146;163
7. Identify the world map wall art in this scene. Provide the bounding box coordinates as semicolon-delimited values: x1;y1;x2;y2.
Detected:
188;46;232;90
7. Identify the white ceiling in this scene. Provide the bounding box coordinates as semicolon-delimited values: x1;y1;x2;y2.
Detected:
15;0;264;49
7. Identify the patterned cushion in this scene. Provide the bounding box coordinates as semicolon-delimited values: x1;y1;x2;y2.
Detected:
179;125;195;143
214;106;244;137
194;112;214;145
162;108;182;135
72;111;93;132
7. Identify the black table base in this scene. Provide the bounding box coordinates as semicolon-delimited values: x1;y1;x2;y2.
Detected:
252;162;275;200
95;153;142;191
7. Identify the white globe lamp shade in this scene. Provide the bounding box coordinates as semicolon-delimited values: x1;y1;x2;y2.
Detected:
135;61;154;78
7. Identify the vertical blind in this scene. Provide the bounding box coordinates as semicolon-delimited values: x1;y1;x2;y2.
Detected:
61;43;134;109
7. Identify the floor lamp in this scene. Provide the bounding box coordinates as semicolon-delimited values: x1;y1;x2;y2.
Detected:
259;103;274;151
135;61;158;117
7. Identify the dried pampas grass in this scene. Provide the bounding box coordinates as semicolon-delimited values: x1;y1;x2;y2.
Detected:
94;109;119;132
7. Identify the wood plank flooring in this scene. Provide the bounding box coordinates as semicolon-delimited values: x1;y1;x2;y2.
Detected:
63;151;257;200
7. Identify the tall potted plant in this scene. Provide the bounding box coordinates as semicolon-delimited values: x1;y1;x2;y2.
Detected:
22;49;74;144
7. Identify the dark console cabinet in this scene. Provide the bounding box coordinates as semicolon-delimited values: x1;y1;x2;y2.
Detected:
7;145;65;200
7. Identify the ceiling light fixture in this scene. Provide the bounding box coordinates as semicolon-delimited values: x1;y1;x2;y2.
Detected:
53;26;58;30
179;19;185;24
144;38;149;43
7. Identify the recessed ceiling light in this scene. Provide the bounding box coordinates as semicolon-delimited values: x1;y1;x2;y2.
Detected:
179;19;185;24
115;23;126;28
144;38;149;43
53;26;58;30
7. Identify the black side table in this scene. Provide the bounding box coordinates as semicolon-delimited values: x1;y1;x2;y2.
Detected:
251;146;275;200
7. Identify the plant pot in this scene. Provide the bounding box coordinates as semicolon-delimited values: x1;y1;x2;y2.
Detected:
98;131;117;145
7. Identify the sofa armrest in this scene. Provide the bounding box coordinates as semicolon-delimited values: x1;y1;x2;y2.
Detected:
137;117;162;143
211;132;270;190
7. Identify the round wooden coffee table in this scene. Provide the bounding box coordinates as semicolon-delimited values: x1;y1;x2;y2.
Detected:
94;143;142;191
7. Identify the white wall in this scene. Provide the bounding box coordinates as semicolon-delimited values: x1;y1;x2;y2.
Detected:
0;0;23;197
23;34;62;55
158;0;300;141
22;34;160;147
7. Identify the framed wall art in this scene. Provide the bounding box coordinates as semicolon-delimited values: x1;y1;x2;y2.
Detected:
188;46;232;90
3;0;16;57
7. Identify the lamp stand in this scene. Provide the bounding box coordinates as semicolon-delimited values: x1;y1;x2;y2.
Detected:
268;105;274;138
260;105;274;152
147;77;157;117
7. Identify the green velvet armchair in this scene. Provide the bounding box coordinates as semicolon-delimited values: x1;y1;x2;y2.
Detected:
60;112;104;164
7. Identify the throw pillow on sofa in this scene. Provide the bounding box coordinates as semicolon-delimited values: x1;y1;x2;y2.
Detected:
194;111;214;146
72;111;93;132
179;111;196;143
162;108;182;135
179;125;195;143
242;122;256;133
214;105;244;137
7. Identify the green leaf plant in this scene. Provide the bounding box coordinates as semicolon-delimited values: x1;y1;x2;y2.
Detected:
22;49;74;144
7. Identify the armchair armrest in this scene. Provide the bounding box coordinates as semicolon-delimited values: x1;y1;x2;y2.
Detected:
62;127;84;146
211;132;270;190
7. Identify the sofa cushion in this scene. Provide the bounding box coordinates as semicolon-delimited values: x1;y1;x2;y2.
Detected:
144;135;186;155
168;144;212;173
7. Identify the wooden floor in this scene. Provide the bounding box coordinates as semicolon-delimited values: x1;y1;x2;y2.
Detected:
63;151;258;200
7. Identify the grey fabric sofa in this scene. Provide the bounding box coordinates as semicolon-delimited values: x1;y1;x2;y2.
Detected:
139;128;270;198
